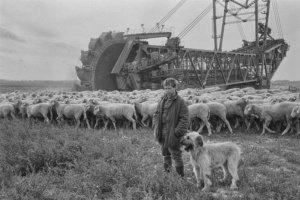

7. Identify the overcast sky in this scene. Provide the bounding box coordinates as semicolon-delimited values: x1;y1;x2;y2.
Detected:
0;0;299;81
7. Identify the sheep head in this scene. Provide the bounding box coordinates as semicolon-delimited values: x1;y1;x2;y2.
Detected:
49;100;59;108
291;106;300;118
244;105;254;117
93;105;104;116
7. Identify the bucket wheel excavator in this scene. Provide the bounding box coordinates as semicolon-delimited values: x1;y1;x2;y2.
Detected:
75;0;289;91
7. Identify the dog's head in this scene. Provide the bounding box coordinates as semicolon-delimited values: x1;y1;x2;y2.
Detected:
180;131;204;152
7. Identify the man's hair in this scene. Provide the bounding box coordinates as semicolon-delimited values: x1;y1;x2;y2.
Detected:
163;78;178;88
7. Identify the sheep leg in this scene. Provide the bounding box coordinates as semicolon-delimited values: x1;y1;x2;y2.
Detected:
146;118;150;127
50;108;53;122
112;121;117;130
244;117;250;130
262;119;275;135
234;117;240;129
220;117;233;134
10;111;16;119
206;122;212;136
109;117;117;130
85;118;91;129
261;122;267;135
42;113;50;124
216;121;223;133
141;115;148;127
75;118;81;129
265;125;276;134
94;118;100;129
28;115;32;124
254;119;260;131
197;122;205;133
103;120;109;130
126;117;136;130
295;120;300;135
198;121;212;136
281;120;291;136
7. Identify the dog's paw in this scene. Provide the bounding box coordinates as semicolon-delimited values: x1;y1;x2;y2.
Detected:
230;185;238;190
202;186;210;192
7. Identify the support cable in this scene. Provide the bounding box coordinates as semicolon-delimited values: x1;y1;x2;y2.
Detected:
230;2;246;41
178;3;213;39
269;12;277;38
248;21;255;40
149;0;187;33
274;0;283;38
272;0;283;38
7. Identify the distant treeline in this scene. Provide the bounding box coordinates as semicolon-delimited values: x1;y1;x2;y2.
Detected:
271;80;300;87
0;79;79;93
0;79;78;86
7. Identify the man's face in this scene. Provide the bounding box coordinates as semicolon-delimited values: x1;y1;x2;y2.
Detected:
164;85;176;97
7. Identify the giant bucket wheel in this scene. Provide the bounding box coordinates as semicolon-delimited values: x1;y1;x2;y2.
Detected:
90;39;127;91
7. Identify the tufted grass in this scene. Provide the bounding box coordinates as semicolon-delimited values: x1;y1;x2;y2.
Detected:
1;119;300;200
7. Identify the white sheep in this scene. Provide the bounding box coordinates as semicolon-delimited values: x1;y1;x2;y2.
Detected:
188;103;212;136
222;98;250;130
93;103;137;130
0;103;16;119
203;101;233;134
23;102;53;123
134;101;158;127
290;106;300;135
244;102;300;135
50;100;91;129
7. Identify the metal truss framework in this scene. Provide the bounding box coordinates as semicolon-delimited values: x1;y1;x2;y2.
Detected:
141;38;288;89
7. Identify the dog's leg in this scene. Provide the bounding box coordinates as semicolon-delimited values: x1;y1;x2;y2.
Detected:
221;161;229;182
193;165;202;188
227;158;239;190
201;162;212;191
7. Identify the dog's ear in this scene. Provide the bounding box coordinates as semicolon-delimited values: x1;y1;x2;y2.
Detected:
196;135;204;147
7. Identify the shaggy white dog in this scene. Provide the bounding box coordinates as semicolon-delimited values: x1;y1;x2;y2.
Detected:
181;131;241;191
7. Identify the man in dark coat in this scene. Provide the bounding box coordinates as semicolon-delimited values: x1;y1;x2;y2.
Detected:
153;78;189;176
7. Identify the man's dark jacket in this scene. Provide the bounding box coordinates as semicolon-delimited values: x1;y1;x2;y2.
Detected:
153;92;189;148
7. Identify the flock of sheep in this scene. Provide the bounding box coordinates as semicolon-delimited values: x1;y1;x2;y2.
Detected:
0;86;300;136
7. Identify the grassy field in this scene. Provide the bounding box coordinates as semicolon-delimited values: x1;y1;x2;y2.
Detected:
1;119;300;200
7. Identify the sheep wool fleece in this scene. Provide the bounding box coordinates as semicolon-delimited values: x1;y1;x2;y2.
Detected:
154;92;189;148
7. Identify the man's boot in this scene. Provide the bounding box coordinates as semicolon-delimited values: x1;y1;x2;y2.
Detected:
164;163;171;172
175;166;184;177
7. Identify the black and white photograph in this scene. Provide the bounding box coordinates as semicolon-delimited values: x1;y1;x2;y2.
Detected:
1;0;300;199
